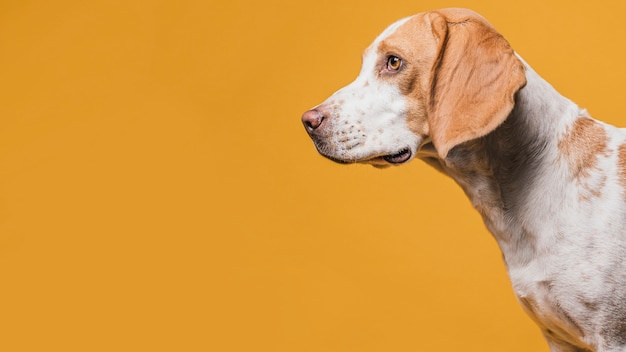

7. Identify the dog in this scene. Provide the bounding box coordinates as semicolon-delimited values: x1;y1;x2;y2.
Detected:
301;8;626;352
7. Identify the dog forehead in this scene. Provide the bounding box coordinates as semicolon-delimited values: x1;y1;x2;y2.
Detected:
361;16;413;64
362;14;437;68
374;16;414;44
369;9;494;57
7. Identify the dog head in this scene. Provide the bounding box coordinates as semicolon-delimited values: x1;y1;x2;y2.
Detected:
302;8;526;167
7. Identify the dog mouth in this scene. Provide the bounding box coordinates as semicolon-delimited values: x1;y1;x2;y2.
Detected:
315;142;413;166
382;148;412;164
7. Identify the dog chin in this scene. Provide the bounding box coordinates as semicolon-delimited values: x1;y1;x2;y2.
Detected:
318;147;413;167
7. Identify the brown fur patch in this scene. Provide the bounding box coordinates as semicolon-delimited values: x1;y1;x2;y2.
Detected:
618;144;626;191
425;10;526;159
558;118;608;180
377;10;526;159
578;176;606;202
375;14;439;139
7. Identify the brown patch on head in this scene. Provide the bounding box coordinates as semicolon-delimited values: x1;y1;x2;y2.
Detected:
558;118;608;180
376;9;526;159
376;13;441;139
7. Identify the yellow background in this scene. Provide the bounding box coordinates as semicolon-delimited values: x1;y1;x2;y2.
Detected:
1;0;625;351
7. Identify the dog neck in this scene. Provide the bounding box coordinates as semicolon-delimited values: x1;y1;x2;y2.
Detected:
427;60;582;267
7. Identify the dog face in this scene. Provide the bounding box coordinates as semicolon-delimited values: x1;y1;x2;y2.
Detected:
302;8;527;166
301;16;427;167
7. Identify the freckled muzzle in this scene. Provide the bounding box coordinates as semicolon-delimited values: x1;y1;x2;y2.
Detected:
301;105;414;165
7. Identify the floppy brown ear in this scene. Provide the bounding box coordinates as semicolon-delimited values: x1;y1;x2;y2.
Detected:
426;9;527;159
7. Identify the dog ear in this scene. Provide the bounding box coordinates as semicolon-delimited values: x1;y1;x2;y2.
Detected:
426;10;527;159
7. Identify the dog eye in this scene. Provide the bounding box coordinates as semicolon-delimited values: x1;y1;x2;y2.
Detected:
386;56;402;71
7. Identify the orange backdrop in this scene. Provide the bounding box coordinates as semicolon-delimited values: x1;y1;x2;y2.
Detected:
1;0;625;351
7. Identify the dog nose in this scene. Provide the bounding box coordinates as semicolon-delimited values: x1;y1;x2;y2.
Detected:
302;109;326;133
